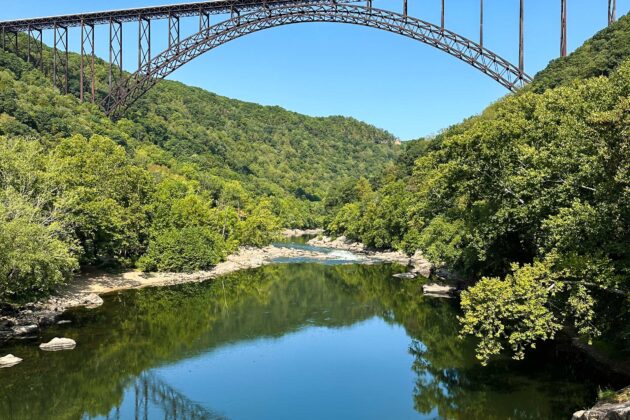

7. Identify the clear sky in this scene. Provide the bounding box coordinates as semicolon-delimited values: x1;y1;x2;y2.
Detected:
2;0;628;139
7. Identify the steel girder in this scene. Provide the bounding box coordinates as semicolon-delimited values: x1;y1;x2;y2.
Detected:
53;25;69;94
109;19;123;90
609;0;617;25
0;0;358;32
139;17;152;72
81;21;96;102
102;3;532;118
27;27;43;70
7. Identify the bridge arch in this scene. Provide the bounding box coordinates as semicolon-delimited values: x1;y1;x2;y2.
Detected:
103;3;532;118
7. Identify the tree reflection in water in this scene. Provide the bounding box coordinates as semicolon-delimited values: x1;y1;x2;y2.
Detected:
0;262;618;420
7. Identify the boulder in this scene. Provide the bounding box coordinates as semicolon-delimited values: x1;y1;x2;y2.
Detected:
38;311;60;326
39;337;76;351
80;294;104;309
12;324;39;336
410;251;433;278
422;283;456;298
57;320;72;325
572;401;630;419
0;354;22;368
0;319;14;330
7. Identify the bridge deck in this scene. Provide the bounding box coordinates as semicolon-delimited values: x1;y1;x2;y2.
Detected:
0;0;358;32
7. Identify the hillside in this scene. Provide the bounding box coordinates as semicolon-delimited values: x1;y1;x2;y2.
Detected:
530;13;630;92
0;38;399;302
327;13;630;363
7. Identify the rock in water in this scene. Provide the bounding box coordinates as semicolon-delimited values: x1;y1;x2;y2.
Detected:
422;283;456;298
0;354;23;368
411;251;433;278
81;294;104;309
393;272;417;279
39;337;76;351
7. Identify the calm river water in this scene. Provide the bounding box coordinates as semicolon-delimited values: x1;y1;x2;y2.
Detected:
0;244;622;419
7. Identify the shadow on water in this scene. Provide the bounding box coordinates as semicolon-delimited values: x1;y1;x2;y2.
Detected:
0;262;624;419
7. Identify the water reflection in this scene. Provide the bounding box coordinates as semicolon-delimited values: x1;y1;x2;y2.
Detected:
100;372;225;420
0;263;617;419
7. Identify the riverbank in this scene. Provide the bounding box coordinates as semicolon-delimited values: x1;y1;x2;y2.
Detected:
0;237;421;343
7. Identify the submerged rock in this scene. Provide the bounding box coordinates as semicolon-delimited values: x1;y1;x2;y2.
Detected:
39;337;76;351
572;401;630;419
393;272;417;279
0;354;23;368
422;283;456;298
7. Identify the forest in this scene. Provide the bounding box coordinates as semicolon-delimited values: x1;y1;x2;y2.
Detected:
326;14;630;363
0;37;398;302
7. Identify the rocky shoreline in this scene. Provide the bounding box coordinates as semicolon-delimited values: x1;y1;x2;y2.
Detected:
0;236;429;344
307;235;460;295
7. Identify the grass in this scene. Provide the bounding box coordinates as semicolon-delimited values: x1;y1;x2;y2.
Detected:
598;386;630;403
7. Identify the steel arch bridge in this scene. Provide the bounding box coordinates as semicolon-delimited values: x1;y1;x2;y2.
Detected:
0;0;621;118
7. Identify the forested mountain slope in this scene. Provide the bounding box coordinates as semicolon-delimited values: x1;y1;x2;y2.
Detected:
530;14;630;92
327;14;630;363
0;37;398;302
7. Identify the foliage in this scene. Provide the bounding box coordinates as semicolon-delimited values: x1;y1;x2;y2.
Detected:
238;199;282;247
530;14;630;92
137;227;227;272
327;51;630;360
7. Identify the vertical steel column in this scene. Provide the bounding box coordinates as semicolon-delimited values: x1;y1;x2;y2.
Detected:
12;31;18;55
168;13;180;49
560;0;567;57
27;26;31;63
28;27;43;71
37;29;43;72
81;20;96;103
403;0;408;17
53;25;69;94
519;0;524;75
109;19;123;91
441;0;445;30
231;6;240;22
367;0;372;11
480;0;484;48
608;0;617;25
199;10;210;31
138;17;151;73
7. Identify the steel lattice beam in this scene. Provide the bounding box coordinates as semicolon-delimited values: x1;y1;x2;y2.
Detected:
53;24;68;94
27;27;43;71
103;3;532;118
139;17;152;72
109;19;123;90
168;13;180;49
199;10;211;31
0;0;359;32
81;21;96;103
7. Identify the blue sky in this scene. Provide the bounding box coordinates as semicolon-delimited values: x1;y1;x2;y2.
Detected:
2;0;628;139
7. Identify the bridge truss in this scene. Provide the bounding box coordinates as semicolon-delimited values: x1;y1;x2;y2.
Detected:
0;0;621;118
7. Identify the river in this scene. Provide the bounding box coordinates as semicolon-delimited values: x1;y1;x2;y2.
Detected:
0;241;623;419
